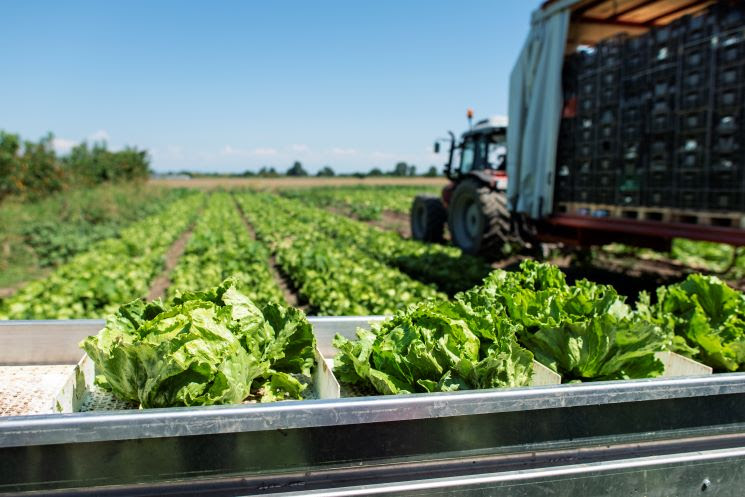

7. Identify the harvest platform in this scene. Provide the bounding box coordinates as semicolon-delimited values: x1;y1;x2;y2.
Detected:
2;318;745;496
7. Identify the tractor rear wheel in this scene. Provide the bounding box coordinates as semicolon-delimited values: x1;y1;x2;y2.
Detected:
448;178;515;256
411;195;446;242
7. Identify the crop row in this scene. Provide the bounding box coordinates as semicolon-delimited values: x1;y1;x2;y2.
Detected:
0;193;204;319
281;185;440;220
266;194;491;295
235;193;444;315
167;193;284;305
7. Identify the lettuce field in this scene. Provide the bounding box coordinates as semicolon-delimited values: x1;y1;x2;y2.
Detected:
3;181;745;379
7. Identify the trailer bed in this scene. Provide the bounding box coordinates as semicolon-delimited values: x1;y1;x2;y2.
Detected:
2;318;745;496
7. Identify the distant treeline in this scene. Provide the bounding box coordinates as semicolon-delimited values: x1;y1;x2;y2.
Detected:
165;161;441;179
0;131;150;201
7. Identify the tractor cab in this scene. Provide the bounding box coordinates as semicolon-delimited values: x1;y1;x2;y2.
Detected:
437;115;508;192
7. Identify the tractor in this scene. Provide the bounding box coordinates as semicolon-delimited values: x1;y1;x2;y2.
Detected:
411;113;517;256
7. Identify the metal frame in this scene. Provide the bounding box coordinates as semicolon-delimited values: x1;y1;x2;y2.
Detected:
2;319;745;494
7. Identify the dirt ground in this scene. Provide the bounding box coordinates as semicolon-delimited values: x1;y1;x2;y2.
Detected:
146;227;194;301
150;176;448;190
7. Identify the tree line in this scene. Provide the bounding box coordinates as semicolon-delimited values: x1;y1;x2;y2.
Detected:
175;161;440;179
0;131;150;201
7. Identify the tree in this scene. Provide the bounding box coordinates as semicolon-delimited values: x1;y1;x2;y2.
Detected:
367;167;383;177
286;161;308;176
408;165;417;176
316;166;335;177
424;165;439;177
392;161;408;176
240;169;256;177
258;166;279;177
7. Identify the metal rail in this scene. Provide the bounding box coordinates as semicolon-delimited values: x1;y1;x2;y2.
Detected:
2;319;745;495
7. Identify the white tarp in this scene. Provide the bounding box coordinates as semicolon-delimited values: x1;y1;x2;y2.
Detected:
507;6;570;218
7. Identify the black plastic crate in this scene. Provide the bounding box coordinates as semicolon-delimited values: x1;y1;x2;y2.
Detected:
622;74;649;100
621;103;645;123
647;170;669;188
682;68;709;92
576;141;594;158
595;139;619;157
649;24;681;63
677;110;709;134
618;190;642;206
575;189;593;203
682;42;711;71
680;11;716;44
598;67;623;87
597;124;618;141
594;188;617;205
715;2;745;31
675;169;706;189
715;85;743;109
712;134;742;155
595;155;618;172
708;190;742;211
644;189;673;207
679;87;710;111
598;84;621;103
597;34;627;68
649;109;675;133
577;49;597;71
709;169;742;189
621;121;645;141
578;74;597;96
716;32;745;67
650;67;678;98
596;172;617;189
576;157;594;174
713;111;743;136
676;190;705;210
624;36;649;74
575;172;594;188
619;173;642;192
649;138;674;171
578;96;597;115
576;126;594;143
710;152;744;172
718;64;745;89
676;135;707;169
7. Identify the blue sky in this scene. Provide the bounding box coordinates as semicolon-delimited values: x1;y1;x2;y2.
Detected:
1;1;542;174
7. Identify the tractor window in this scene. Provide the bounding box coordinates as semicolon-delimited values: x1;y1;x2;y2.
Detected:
487;143;507;171
459;141;475;174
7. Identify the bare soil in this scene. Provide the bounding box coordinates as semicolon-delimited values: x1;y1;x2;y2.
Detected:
232;198;308;311
151;176;447;191
146;227;194;301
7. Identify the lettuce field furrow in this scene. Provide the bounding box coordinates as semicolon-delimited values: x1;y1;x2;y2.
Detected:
166;193;284;306
235;192;444;315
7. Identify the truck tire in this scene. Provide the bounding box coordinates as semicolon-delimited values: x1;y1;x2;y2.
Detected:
448;178;513;256
411;195;446;242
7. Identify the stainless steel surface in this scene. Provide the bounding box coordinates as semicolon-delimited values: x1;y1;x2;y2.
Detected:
272;447;745;496
0;316;387;366
2;318;745;495
3;373;745;448
0;319;103;365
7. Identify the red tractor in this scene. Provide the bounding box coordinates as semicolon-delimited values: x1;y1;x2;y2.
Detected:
411;115;517;256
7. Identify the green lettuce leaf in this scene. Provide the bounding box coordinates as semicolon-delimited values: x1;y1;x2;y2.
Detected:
81;279;316;407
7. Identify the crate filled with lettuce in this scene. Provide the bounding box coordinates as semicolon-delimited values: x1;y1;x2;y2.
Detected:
76;280;338;411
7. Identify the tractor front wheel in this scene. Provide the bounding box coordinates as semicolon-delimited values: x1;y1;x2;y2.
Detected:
448;178;514;257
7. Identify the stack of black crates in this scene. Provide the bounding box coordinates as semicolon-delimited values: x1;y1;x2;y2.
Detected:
557;1;745;214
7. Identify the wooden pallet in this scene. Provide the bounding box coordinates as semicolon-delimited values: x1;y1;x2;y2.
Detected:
557;202;745;228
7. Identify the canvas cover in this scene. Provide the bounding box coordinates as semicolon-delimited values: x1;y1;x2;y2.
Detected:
507;4;570;218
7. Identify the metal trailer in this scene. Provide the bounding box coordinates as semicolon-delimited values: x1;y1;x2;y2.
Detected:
507;0;745;251
2;318;745;496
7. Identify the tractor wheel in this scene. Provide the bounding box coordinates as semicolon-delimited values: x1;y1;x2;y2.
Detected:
448;178;515;257
410;195;446;243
